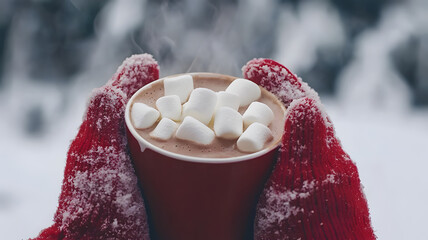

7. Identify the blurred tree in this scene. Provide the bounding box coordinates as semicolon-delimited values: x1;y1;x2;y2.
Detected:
392;34;428;106
0;0;14;86
1;0;427;107
8;0;105;83
330;0;395;37
301;46;351;94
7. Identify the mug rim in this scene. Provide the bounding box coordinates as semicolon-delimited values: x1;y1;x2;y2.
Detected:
125;72;284;164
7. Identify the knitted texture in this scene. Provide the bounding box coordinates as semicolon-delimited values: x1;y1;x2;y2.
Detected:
243;59;376;240
242;58;319;107
31;54;159;240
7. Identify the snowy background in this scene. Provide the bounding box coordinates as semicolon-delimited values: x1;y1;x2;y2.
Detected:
1;0;428;239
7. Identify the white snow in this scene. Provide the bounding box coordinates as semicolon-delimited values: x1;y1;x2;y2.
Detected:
2;93;427;239
242;62;319;105
0;81;84;239
323;98;428;240
256;173;337;232
269;1;428;238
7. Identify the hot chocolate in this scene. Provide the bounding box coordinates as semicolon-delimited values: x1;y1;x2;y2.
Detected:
130;73;286;158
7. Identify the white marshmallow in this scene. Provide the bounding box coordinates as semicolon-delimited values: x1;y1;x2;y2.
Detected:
131;103;160;129
225;78;261;107
237;122;273;153
242;102;274;127
182;88;218;125
164;75;194;103
214;107;243;139
150;118;178;141
215;91;240;111
156;95;182;121
176;116;215;145
181;102;189;121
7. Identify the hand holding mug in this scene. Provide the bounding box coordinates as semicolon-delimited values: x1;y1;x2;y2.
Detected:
32;55;375;240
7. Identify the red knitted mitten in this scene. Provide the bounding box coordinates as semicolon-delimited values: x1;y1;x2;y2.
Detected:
31;54;159;240
242;58;319;107
243;59;376;240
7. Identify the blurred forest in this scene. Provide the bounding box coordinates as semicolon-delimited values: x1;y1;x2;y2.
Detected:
2;0;427;92
1;0;428;136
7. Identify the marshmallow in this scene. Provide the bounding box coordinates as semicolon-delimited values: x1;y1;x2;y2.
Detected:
150;118;178;141
214;107;243;139
182;88;217;125
156;95;182;121
237;122;273;153
215;91;240;111
164;75;194;103
181;102;189;121
225;78;261;107
176;116;215;145
242;102;274;127
131;103;160;129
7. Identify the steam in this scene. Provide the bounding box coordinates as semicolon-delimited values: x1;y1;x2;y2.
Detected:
131;0;278;76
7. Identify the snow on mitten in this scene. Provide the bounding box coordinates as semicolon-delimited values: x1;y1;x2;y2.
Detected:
32;54;159;240
242;58;319;106
243;59;376;240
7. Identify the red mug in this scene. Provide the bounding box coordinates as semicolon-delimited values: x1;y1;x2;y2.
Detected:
125;73;283;240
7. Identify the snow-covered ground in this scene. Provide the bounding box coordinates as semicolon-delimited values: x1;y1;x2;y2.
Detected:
1;93;427;239
325;101;428;240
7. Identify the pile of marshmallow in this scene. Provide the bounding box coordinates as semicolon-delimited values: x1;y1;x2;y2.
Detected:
131;75;275;153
